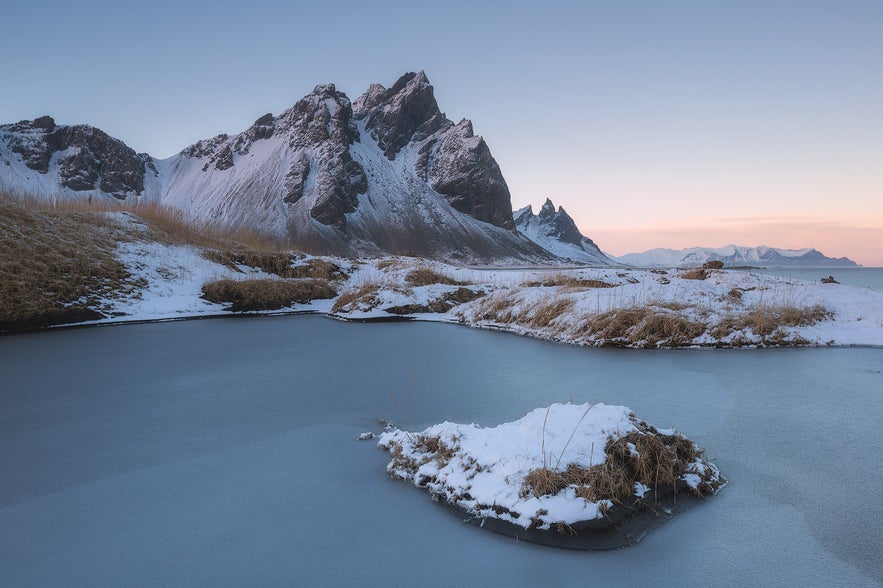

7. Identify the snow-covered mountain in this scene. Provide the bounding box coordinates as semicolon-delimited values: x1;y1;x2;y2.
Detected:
0;72;555;263
617;245;859;268
514;199;612;265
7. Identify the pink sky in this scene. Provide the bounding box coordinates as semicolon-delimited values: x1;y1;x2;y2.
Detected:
585;216;883;267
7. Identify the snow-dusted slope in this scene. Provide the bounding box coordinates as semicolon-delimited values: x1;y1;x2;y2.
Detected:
514;199;612;265
618;245;859;268
0;73;554;264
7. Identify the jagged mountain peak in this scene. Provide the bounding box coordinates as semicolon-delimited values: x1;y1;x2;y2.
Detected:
515;199;611;265
538;197;557;220
0;71;561;262
356;70;446;159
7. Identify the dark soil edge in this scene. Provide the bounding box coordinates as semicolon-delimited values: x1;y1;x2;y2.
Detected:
436;484;710;550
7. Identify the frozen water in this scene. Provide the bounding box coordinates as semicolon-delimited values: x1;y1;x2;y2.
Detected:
1;316;881;586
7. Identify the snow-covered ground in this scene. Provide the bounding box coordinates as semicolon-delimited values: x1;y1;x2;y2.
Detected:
378;402;724;533
59;225;883;348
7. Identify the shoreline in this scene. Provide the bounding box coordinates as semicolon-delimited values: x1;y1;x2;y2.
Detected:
3;310;882;351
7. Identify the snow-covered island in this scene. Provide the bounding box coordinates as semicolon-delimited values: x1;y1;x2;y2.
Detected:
377;403;725;549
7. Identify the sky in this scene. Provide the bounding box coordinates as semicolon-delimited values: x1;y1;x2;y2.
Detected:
4;0;882;265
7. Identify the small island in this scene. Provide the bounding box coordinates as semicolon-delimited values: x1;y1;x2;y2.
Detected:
378;403;725;549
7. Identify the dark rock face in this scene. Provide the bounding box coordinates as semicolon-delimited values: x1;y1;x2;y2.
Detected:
214;145;234;171
357;71;447;159
535;198;596;247
355;72;515;230
283;151;310;204
1;118;151;198
278;84;367;228
423;120;515;229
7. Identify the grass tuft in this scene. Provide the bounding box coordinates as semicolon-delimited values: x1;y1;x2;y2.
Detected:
522;421;722;506
201;278;336;312
524;275;615;290
405;267;463;287
331;283;384;313
679;268;708;280
583;307;705;348
0;201;144;330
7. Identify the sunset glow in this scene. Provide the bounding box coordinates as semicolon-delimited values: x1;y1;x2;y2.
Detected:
3;1;881;264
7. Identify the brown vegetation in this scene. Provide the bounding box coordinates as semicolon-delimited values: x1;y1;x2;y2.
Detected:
289;258;347;281
203;249;300;276
529;299;576;328
384;287;486;315
711;303;830;343
4;192;285;250
521;423;722;507
387;434;457;481
405;267;463;287
331;283;384;314
202;250;347;281
201;278;336;312
582;307;706;348
0;201;144;330
680;268;708;280
376;258;404;271
525;275;615;289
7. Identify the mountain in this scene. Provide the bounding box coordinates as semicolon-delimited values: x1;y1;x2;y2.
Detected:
617;245;859;268
0;116;158;199
514;199;612;265
0;72;553;263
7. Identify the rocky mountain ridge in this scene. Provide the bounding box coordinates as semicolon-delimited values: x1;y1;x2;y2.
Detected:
514;198;612;265
0;72;558;263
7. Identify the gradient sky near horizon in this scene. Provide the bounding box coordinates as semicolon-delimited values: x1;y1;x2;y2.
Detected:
4;1;882;264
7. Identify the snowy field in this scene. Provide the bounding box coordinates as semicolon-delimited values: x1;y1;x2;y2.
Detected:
63;232;883;349
1;317;880;586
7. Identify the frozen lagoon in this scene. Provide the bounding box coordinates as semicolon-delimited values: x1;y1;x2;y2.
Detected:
1;316;881;586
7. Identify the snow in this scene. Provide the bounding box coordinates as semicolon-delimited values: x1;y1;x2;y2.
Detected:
3;323;880;585
378;403;723;530
618;245;855;268
42;228;883;349
514;203;613;266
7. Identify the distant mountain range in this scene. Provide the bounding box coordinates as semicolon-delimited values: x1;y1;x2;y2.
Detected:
617;245;859;268
2;71;600;264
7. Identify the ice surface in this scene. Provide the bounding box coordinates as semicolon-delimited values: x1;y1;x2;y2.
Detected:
0;317;880;586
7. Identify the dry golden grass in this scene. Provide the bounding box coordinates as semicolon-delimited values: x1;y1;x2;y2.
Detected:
522;423;722;505
289;258;347;281
331;283;383;313
741;304;829;335
384;287;486;315
387;434;457;477
583;307;706;348
711;303;831;342
0;201;144;330
473;291;519;324
0;191;312;328
200;278;336;312
524;274;615;290
203;249;299;276
376;258;404;271
680;268;708;280
405;267;463;287
203;250;347;281
4;192;286;251
528;298;576;328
